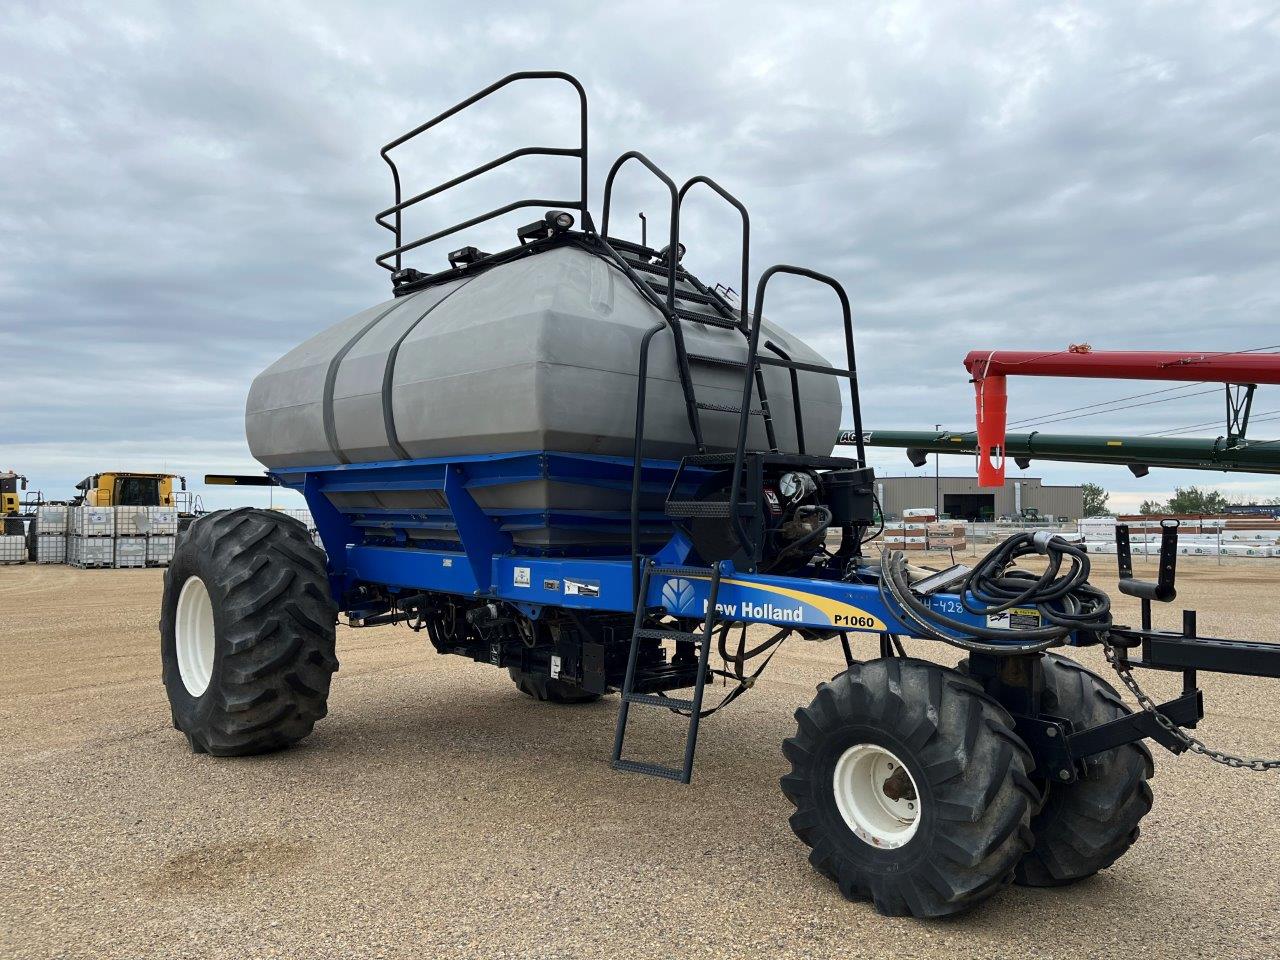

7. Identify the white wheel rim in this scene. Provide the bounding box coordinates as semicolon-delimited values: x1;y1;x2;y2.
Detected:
175;575;216;697
833;743;922;849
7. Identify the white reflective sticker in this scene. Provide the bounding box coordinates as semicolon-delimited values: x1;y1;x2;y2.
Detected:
987;607;1041;630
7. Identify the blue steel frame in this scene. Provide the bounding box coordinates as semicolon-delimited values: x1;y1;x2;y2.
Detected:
275;450;1068;647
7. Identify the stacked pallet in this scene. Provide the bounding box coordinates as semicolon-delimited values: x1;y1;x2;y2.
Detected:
1077;516;1280;558
926;521;968;550
115;506;178;568
883;507;930;551
880;508;969;552
65;505;179;569
68;506;116;568
114;506;148;568
34;504;68;563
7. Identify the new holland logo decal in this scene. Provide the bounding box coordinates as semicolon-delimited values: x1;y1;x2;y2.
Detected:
660;577;697;613
656;575;885;631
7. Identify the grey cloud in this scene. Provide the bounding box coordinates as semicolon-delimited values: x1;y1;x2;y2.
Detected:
1;1;1278;512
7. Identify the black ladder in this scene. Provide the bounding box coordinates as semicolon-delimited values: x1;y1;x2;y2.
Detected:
610;560;724;783
602;164;869;785
609;237;780;459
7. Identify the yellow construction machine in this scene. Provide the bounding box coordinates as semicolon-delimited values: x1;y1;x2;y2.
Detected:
1;470;29;535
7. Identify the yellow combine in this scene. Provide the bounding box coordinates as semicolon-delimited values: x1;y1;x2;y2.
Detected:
72;471;201;534
73;471;186;508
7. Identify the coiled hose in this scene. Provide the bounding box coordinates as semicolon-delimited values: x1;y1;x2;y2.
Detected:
878;531;1113;655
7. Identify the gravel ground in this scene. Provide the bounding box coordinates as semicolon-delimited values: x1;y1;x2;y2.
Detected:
3;557;1279;959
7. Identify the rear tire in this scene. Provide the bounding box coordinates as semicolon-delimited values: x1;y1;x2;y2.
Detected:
1013;653;1154;886
507;666;600;704
160;508;338;756
781;658;1039;918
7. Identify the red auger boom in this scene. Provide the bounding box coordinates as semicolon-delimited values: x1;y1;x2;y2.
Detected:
964;348;1280;486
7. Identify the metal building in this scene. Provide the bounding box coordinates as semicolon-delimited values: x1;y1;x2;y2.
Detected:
874;475;1083;522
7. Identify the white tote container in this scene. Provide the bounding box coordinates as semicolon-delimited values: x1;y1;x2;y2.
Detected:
71;506;115;537
36;535;66;564
146;536;176;566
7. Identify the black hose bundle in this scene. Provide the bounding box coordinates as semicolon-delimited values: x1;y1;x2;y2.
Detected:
879;531;1112;655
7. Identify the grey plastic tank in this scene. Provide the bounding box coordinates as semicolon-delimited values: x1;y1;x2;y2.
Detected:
246;245;842;471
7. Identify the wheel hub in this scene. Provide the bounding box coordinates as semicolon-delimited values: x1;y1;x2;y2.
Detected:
833;743;921;848
175;575;215;697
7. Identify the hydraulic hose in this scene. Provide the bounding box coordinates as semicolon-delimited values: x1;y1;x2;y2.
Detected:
878;532;1112;655
763;504;833;573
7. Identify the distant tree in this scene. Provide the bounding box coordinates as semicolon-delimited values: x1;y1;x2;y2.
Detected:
1164;486;1231;515
1138;498;1167;515
1081;483;1110;517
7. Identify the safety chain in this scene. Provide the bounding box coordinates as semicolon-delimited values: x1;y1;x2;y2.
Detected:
1103;638;1280;772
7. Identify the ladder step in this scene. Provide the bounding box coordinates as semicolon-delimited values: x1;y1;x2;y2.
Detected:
674;307;741;329
680;452;749;465
635;627;704;644
643;277;719;305
624;692;696;710
605;237;658;257
665;500;735;518
611;759;688;783
650;564;717;577
695;401;766;416
618;255;685;279
688;352;748;369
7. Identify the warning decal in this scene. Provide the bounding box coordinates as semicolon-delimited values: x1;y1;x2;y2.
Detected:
986;607;1042;631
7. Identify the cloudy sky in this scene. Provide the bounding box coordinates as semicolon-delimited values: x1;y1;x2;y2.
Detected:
2;1;1278;513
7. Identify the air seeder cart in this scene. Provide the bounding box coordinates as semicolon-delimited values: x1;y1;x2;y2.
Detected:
164;73;1280;918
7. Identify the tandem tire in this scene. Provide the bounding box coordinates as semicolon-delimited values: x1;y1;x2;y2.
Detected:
781;658;1040;918
160;508;338;756
1012;653;1154;887
507;667;601;704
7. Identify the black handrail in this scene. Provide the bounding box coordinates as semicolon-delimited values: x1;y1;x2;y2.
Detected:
376;71;588;272
601;151;704;454
677;176;749;330
677;176;778;454
764;341;805;454
602;153;678;314
726;265;866;550
629;321;667;602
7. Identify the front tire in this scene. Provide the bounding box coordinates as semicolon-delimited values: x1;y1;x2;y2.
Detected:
160;508;338;756
1014;653;1154;886
781;658;1039;918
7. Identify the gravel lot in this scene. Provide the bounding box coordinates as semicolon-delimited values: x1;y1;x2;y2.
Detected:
3;557;1279;959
